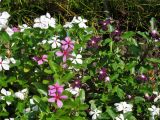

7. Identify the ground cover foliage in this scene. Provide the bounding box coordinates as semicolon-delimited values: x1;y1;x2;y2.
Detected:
0;0;160;120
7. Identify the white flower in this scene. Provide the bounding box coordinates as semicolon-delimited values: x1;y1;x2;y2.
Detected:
19;24;30;32
66;87;80;96
148;105;160;116
0;57;10;71
5;27;14;36
89;108;102;120
114;102;133;113
74;16;87;28
15;88;28;100
71;16;78;23
153;91;160;102
70;53;83;64
0;11;10;30
48;36;61;48
115;114;125;120
0;88;12;105
9;58;16;64
33;13;56;29
63;22;73;28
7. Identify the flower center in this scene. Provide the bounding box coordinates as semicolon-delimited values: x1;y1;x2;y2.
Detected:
63;50;68;55
55;94;60;99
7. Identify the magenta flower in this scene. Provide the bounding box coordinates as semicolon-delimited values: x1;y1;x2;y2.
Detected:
87;36;101;48
61;37;74;50
99;19;111;30
32;55;48;65
137;74;148;82
99;68;107;80
48;93;68;108
56;49;72;62
48;83;64;95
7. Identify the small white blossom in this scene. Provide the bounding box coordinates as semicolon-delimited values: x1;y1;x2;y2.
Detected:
73;16;87;28
0;11;10;30
70;53;83;64
114;102;133;113
48;36;61;49
9;58;16;64
0;56;10;71
148;105;160;120
153;91;160;102
15;88;28;100
66;87;80;96
63;22;73;28
19;24;30;32
89;108;102;120
0;88;12;105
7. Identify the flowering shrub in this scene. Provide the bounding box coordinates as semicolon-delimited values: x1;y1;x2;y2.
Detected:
0;11;160;120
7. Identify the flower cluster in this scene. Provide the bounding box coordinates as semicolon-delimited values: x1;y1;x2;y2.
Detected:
48;83;68;108
114;101;133;113
33;13;56;29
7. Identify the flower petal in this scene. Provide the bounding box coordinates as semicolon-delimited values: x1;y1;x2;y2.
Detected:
2;63;9;70
48;98;55;103
60;95;68;99
76;59;83;64
38;60;43;65
63;55;67;62
56;51;63;56
57;99;63;108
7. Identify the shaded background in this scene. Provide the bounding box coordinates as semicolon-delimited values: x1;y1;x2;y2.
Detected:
0;0;160;30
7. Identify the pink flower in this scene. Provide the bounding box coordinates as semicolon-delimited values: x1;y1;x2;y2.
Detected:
61;37;74;50
32;55;48;65
48;83;64;95
12;27;20;32
56;49;72;62
48;93;68;108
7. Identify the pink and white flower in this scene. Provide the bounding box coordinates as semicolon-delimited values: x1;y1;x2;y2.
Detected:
48;36;61;49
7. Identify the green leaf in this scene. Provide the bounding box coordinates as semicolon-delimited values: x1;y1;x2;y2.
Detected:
82;76;91;82
44;69;53;74
61;72;74;83
106;106;116;119
134;96;145;104
116;87;125;99
0;32;10;42
32;82;47;96
146;58;160;63
122;31;135;39
16;102;25;112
